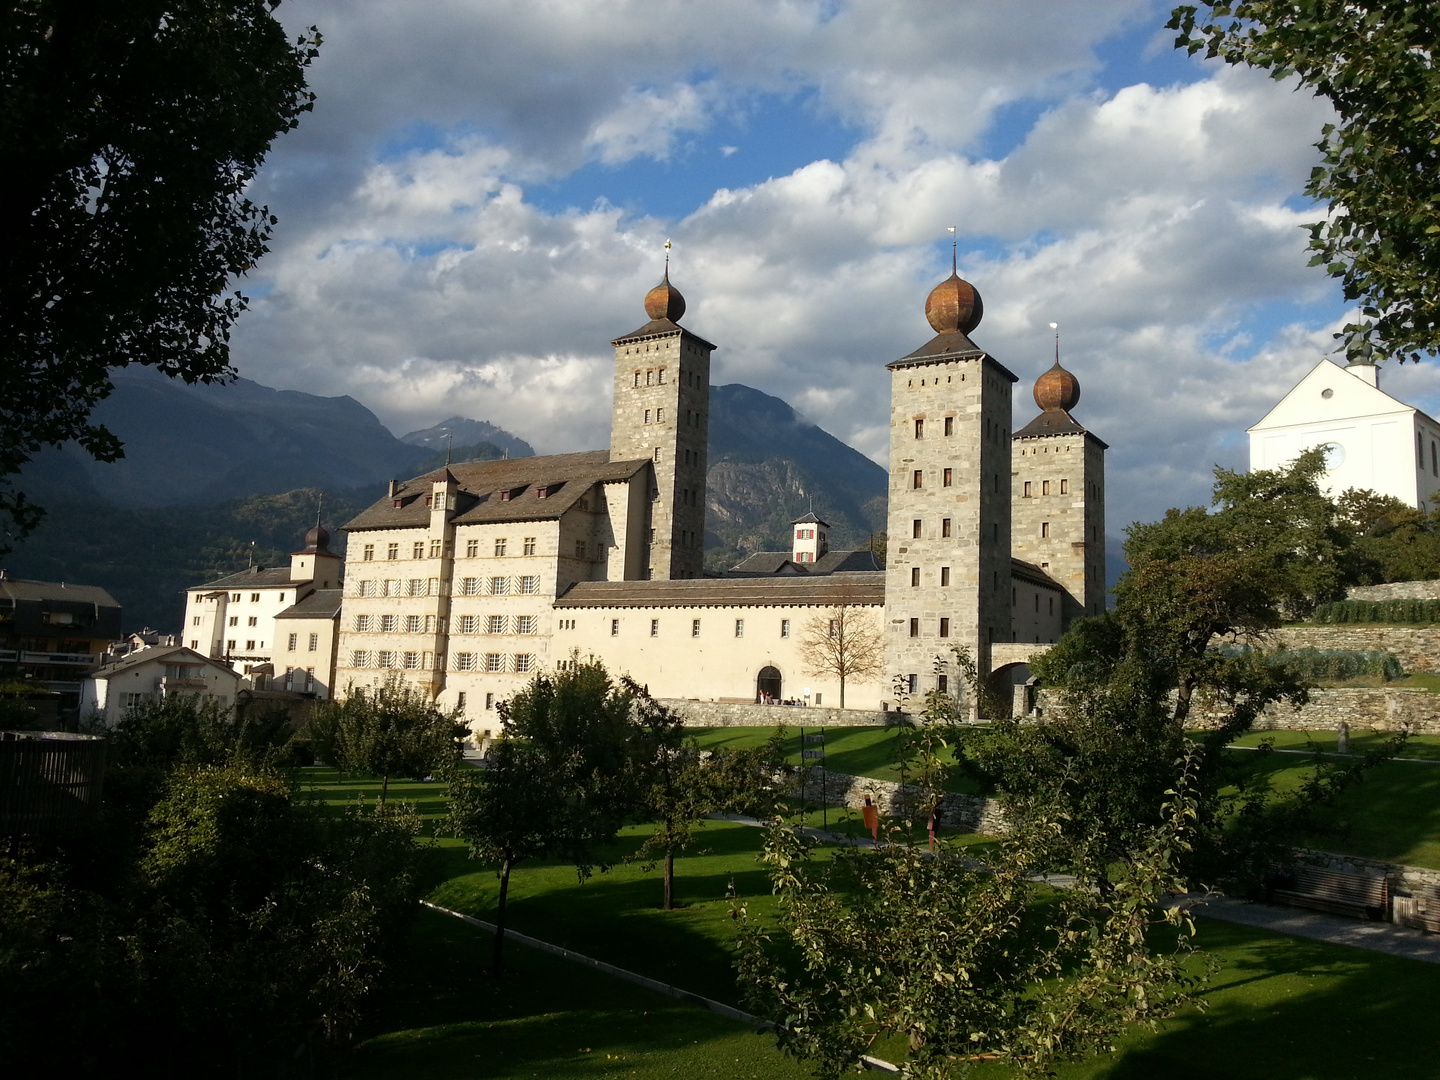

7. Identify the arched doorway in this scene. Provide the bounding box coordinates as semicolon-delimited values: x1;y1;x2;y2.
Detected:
987;663;1033;720
756;666;782;704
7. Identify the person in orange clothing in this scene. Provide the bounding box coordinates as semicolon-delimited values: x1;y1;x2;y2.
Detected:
861;796;880;844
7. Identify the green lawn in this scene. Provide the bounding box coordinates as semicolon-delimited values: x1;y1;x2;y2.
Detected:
692;724;984;793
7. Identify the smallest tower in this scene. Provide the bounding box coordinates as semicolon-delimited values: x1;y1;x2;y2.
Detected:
791;512;829;564
290;520;344;590
1011;337;1107;626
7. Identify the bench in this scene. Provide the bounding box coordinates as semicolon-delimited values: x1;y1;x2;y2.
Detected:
1395;884;1440;933
1268;865;1389;921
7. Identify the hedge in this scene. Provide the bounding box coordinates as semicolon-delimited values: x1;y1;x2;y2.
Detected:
1311;599;1440;625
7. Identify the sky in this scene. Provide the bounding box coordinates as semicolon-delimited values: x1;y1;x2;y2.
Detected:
233;0;1440;538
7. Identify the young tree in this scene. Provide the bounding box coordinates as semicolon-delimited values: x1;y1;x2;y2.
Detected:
798;601;883;708
623;678;788;910
447;661;634;976
0;2;320;547
1170;1;1440;363
326;677;464;805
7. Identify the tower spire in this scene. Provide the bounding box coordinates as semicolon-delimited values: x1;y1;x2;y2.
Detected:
664;238;672;279
948;226;956;274
1051;321;1059;365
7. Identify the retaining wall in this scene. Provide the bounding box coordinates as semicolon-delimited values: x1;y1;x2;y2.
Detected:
662;699;893;728
1187;687;1440;735
1269;625;1440;674
1347;581;1440;602
792;766;1009;834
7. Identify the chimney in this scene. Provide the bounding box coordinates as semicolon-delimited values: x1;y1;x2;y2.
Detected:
388;479;399;498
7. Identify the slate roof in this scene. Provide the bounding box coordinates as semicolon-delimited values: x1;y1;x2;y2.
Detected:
791;511;829;526
728;552;806;576
814;549;883;573
0;577;118;608
555;572;886;609
275;589;343;620
728;549;882;576
344;451;651;532
889;332;1018;382
190;565;299;591
1013;408;1109;448
1011;559;1064;591
610;317;717;351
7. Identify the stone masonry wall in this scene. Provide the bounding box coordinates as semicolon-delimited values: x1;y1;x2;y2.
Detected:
663;698;892;728
1346;580;1440;601
1269;625;1440;674
1184;687;1440;734
792;765;1009;834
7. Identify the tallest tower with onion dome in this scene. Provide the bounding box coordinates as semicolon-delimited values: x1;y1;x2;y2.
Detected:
609;261;715;580
1011;337;1108;628
884;262;1017;707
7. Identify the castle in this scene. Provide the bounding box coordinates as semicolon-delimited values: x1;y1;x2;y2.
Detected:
183;260;1107;723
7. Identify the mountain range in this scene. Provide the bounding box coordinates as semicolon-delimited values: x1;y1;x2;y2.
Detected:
3;374;889;630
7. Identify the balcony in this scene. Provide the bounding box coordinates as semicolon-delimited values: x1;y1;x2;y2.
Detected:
21;650;97;666
158;677;209;691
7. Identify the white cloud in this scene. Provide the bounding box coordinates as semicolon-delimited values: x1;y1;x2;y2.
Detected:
229;0;1440;542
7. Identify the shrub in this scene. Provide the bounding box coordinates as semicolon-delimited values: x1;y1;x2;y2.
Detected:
1213;644;1404;682
1311;598;1440;625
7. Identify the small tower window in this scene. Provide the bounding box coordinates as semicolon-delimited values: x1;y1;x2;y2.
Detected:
1041;522;1050;538
658;368;666;384
943;468;952;487
939;618;950;638
914;418;924;438
912;519;922;539
1042;480;1050;496
913;470;923;489
911;567;920;587
942;518;952;538
1023;481;1032;498
909;618;919;637
940;567;950;586
1060;479;1069;494
944;416;954;436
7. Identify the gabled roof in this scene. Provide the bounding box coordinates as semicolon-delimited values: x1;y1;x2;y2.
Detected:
791;511;829;526
813;549;883;573
729;552;806;576
90;644;238;680
555;571;885;609
344;451;651;532
727;549;882;577
190;565;299;592
1248;357;1436;432
275;589;343;620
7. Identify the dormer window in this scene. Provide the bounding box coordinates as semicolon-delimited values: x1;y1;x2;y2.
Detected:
393;499;402;508
500;489;510;501
537;486;548;499
425;494;432;507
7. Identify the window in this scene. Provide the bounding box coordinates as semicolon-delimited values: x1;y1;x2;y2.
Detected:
523;537;536;555
941;566;950;586
486;692;495;709
308;633;318;652
656;408;664;423
455;652;476;671
514;654;534;674
228;616;238;627
456;691;466;712
354;615;370;632
403;651;421;670
245;640;256;650
461;577;479;595
247;616;257;627
943;468;952;487
1060;478;1069;495
413;542;425;559
227;639;236;651
516;616;537;635
1041;522;1050;538
495;538;507;556
1035;593;1040;612
650;619;659;637
519;575;539;594
942;518;952;538
735;619;744;638
285;668;295;691
363;544;375;561
913;518;922;539
646;370;654;386
1042;480;1050;496
487;615;507;634
914;418;924;438
351;650;370;668
466;539;479;557
485;653;504;672
939;617;950;638
611;619;620;636
913;469;923;489
387;543;399;560
576;540;587;559
911;567;920;587
380;614;397;633
1049;596;1055;615
780;619;790;638
633;371;641;387
692;618;701;637
937;674;948;694
944;416;954;436
909;618;919;637
288;633;298;651
657;368;666;384
828;619;837;638
907;674;919;695
192;615;201;626
654;447;662;462
489;577;508;595
645;409;652;423
455;615;475;634
405;615;422;633
231;593;241;602
250;593;260;603
378;651;396;669
430;539;443;558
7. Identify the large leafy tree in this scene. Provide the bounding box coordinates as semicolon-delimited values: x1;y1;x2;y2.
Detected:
1170;1;1440;363
0;1;319;548
321;676;465;805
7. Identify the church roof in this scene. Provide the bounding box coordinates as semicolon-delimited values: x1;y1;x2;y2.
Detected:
344;451;651;532
556;571;885;609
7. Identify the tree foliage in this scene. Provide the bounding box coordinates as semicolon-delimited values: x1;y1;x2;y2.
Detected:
317;676;464;804
1170;1;1440;363
0;1;320;547
1333;487;1440;582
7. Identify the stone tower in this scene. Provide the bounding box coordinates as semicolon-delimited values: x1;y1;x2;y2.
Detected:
609;267;714;580
1011;346;1107;626
884;266;1016;703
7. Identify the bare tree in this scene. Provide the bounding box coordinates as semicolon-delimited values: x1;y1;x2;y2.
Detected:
799;602;883;709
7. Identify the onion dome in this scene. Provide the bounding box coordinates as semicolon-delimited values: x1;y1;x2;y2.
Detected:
1033;361;1080;412
925;271;984;335
303;523;331;553
644;271;686;322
